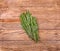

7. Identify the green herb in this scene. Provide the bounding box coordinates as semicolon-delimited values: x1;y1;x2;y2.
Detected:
20;11;39;42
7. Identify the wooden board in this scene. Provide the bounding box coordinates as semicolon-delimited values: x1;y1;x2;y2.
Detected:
0;0;60;51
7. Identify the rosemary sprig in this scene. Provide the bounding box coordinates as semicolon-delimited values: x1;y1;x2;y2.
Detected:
20;11;39;42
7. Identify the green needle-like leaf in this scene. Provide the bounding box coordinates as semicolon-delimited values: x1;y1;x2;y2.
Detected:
20;11;40;42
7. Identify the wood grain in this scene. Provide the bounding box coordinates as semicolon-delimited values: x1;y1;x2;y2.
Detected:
0;0;60;51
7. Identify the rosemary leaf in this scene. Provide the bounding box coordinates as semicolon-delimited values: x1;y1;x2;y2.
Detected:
20;11;39;42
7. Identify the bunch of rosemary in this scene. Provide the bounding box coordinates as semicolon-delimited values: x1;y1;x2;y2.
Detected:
20;11;39;42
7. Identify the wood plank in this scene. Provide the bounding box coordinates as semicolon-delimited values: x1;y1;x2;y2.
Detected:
1;21;58;30
0;0;58;7
0;7;58;20
1;41;57;51
1;29;59;41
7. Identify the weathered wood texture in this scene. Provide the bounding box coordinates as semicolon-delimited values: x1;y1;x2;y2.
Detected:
0;0;60;51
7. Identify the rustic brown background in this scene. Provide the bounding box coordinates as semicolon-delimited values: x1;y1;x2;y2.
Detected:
0;0;60;51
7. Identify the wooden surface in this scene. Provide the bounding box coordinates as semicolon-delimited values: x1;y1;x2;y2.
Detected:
0;0;60;51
